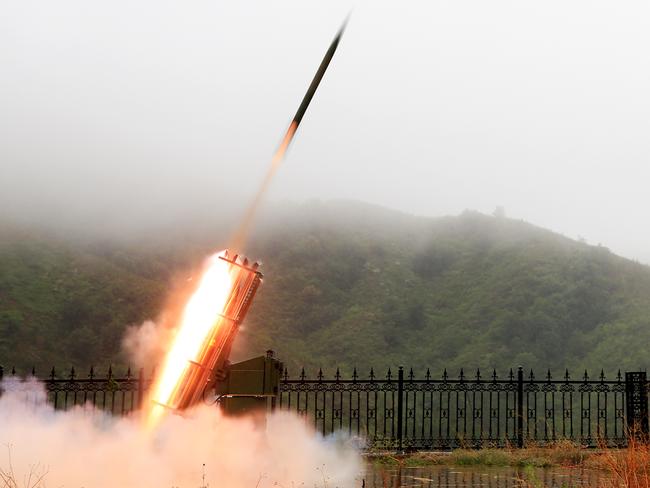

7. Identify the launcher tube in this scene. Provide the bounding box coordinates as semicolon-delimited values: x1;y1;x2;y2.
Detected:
151;250;262;413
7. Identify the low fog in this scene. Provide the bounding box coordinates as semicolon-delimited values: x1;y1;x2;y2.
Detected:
1;1;649;262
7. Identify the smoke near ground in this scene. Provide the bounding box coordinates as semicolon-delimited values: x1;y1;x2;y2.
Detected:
0;378;361;488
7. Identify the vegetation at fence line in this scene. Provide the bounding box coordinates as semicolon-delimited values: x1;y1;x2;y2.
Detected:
597;436;650;488
366;441;587;469
2;200;650;375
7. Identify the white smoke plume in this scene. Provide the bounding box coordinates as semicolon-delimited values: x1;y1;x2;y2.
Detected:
122;319;172;369
0;379;361;488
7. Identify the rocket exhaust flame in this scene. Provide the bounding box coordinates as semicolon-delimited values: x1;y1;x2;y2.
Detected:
147;250;262;428
146;17;346;426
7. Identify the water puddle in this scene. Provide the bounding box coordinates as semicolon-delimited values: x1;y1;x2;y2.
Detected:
361;464;606;487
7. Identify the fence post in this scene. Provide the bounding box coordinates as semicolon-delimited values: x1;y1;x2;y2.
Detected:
137;368;144;410
625;371;649;438
397;366;404;451
517;366;524;448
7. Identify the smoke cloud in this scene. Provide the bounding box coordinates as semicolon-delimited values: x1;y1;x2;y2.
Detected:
122;320;173;370
0;378;361;488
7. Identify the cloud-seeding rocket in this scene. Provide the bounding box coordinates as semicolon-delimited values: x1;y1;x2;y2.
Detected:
231;16;348;251
146;18;347;426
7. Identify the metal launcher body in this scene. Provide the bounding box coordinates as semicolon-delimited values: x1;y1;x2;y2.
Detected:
166;251;263;412
217;350;284;418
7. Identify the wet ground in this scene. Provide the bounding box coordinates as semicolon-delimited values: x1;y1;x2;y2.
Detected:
361;464;606;488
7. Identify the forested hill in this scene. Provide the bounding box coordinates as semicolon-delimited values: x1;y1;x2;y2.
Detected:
2;202;650;378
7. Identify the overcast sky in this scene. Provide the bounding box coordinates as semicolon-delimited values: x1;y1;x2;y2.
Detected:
1;1;649;262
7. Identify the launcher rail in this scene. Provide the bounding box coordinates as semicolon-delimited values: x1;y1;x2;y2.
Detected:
162;251;263;412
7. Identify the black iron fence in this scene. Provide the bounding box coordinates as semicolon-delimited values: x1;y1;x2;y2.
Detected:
2;364;648;450
0;365;150;415
278;367;648;450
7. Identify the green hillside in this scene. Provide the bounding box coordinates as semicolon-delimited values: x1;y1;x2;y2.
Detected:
2;202;650;379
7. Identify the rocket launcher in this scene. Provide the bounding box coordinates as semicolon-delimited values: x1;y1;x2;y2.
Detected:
155;250;262;412
149;17;346;420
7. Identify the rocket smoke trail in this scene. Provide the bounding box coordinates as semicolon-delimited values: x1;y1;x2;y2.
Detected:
230;17;348;251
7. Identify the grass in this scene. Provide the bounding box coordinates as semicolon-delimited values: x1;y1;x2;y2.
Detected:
367;440;589;469
596;436;650;488
0;447;47;488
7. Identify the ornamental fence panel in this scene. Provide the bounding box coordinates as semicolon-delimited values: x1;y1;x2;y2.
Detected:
1;364;647;450
0;365;151;416
278;366;645;450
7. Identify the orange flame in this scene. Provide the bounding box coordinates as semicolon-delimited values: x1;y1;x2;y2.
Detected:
146;251;234;429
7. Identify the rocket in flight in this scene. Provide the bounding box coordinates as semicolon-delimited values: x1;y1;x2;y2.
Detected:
230;17;348;251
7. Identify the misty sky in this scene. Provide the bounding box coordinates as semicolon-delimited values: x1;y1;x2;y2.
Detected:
1;1;649;262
